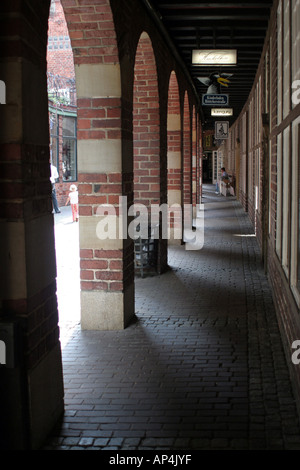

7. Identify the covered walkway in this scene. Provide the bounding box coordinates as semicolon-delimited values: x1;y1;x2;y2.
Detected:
43;186;300;450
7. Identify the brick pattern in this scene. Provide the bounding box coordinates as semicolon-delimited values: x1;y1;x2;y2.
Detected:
183;94;192;205
61;0;119;66
77;97;121;141
80;249;123;292
133;34;160;208
192;108;197;210
167;72;181;234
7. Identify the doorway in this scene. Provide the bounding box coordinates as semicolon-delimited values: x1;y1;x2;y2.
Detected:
202;151;212;183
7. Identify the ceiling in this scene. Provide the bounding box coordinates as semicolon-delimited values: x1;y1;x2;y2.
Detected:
148;0;273;130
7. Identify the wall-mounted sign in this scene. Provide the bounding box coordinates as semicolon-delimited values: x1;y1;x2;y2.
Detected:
211;108;233;116
192;49;237;66
202;94;229;106
215;121;229;140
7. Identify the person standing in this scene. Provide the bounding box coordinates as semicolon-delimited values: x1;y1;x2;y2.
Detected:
50;162;61;214
65;184;79;222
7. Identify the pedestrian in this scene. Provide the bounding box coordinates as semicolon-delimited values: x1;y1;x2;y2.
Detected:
50;162;61;213
221;167;229;180
65;184;79;222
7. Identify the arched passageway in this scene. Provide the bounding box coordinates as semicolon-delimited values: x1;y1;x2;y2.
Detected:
0;0;201;449
2;0;300;454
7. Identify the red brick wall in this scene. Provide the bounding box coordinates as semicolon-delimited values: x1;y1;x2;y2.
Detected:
167;71;182;235
183;93;192;205
133;33;160;208
167;72;181;195
192;107;197;210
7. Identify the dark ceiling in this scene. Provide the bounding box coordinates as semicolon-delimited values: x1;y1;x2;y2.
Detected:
148;0;273;130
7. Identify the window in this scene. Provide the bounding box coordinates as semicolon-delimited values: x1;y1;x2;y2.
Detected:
291;119;300;305
62;116;77;182
283;0;291;119
282;126;290;275
277;1;283;125
276;133;282;257
49;112;59;168
255;149;261;213
292;0;300;109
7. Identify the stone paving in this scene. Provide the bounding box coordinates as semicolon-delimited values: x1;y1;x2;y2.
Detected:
43;185;300;450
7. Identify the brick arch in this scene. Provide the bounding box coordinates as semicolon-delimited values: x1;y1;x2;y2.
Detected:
61;0;119;66
133;31;160;208
167;71;182;244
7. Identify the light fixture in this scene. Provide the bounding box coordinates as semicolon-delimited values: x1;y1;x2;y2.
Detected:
211;108;233;116
192;49;237;66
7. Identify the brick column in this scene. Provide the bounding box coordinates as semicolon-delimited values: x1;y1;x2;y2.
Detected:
197;115;202;205
192;107;197;217
63;0;134;330
0;0;63;449
167;72;182;244
75;66;133;330
133;32;162;271
183;93;192;206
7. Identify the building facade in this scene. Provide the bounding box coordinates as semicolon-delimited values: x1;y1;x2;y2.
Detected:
48;0;78;207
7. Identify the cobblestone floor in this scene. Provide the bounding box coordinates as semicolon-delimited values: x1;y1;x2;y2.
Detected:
43;185;300;450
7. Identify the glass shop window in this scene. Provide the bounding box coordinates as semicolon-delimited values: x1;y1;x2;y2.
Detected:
62;116;77;182
49;112;59;168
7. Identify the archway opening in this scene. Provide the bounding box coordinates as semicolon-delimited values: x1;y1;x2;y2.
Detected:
47;0;80;342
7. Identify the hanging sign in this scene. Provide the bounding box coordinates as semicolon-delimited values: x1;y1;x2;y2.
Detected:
192;49;237;66
211;108;233;116
215;121;229;140
202;94;229;106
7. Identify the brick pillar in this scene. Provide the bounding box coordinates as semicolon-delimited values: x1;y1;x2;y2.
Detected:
182;93;192;242
198;118;203;203
183;92;192;206
192;106;197;217
167;72;182;244
0;0;63;449
133;32;163;271
63;0;134;330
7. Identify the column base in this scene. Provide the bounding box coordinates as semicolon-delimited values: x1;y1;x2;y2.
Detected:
81;283;134;330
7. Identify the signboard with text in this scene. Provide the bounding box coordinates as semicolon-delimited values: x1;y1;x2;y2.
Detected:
202;94;229;106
